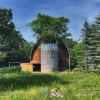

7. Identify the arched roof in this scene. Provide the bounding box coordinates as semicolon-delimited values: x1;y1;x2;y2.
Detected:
30;39;69;62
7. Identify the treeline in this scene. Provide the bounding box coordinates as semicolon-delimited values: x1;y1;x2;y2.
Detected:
0;8;100;71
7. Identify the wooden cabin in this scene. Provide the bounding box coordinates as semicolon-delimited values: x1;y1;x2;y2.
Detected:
20;41;69;72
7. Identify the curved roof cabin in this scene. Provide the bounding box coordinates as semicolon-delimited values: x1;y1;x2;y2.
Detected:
20;41;69;72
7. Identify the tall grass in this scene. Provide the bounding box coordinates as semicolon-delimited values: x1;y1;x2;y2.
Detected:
0;67;100;100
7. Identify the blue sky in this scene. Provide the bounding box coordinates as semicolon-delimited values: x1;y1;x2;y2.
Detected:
0;0;100;42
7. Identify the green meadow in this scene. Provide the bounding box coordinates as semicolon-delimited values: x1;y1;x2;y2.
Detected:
0;67;100;100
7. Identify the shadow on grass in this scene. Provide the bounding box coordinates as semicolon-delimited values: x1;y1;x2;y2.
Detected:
0;71;70;92
0;67;20;74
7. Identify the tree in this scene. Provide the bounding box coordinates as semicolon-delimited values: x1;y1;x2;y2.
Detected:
19;42;33;62
29;13;70;42
63;38;77;48
94;15;100;68
0;8;25;66
82;19;100;71
0;8;24;49
63;38;78;68
81;20;92;71
72;43;84;68
0;51;7;62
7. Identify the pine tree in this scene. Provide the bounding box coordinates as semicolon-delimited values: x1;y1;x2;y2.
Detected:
94;15;100;68
82;21;97;71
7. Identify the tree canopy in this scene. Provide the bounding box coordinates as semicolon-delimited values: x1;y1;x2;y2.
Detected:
29;13;70;42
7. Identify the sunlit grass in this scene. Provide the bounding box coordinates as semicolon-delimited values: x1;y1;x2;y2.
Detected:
0;67;100;100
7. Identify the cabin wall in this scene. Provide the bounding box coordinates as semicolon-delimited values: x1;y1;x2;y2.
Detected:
41;43;58;72
31;45;41;64
58;43;69;71
20;63;34;72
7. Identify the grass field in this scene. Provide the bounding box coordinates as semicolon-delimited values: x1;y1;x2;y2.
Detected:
0;67;100;100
